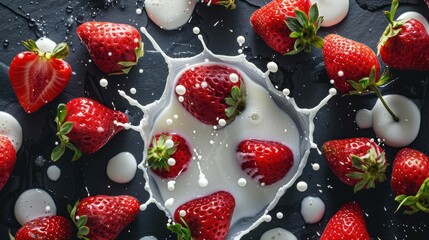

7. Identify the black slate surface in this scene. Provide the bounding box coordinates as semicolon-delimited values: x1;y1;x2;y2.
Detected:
0;0;429;239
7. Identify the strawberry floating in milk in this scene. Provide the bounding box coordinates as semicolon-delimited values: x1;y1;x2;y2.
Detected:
118;27;336;239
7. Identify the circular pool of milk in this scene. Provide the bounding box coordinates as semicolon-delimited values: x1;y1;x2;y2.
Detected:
119;28;335;239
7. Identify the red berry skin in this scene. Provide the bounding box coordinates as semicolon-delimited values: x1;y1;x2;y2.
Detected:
322;138;383;187
15;215;73;240
173;191;235;240
176;64;244;125
380;19;429;71
236;139;294;186
77;21;143;75
320;202;370;240
65;98;128;154
149;133;192;179
250;0;311;54
391;148;429;196
323;34;381;94
76;195;140;240
0;134;16;192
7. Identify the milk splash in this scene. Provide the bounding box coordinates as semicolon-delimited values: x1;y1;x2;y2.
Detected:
118;27;336;239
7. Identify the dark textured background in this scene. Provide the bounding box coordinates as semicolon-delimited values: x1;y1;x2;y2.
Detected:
0;0;429;239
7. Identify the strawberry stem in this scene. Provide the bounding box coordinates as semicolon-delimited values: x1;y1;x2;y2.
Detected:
368;85;399;122
377;0;407;55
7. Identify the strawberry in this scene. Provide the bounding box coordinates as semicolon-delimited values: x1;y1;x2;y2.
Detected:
323;34;399;122
168;191;235;240
8;39;72;113
51;98;128;161
11;215;72;240
77;21;143;75
320;202;370;240
391;148;429;214
236;139;293;186
250;1;324;54
322;138;388;193
377;0;429;70
147;133;192;179
202;0;236;9
68;195;140;240
0;135;16;192
176;64;246;126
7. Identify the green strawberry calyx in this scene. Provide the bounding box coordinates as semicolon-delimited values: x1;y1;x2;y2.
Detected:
377;0;407;55
68;201;90;240
51;103;82;162
347;66;399;122
114;41;144;75
346;147;388;193
167;217;193;240
23;39;69;60
285;3;324;55
8;230;15;240
147;134;178;172
395;178;429;214
225;83;246;124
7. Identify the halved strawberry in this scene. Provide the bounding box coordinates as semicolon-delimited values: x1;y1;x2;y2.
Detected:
8;40;72;113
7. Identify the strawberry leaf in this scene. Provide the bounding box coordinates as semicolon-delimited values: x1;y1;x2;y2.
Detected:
354;179;368;193
22;39;40;53
285;3;324;55
60;122;73;135
224;84;246;122
51;144;66;162
8;230;15;240
147;134;177;172
377;0;407;54
395;178;429;214
168;217;193;240
51;42;69;59
57;103;67;122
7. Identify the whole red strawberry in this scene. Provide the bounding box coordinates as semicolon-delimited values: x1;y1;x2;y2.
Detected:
322;138;388;193
147;133;192;179
77;21;143;75
236;139;293;186
69;195;140;240
323;34;399;121
323;34;382;94
0;134;16;192
12;215;72;240
202;0;236;9
378;0;429;70
176;64;246;126
391;148;429;214
250;1;324;54
168;191;235;240
8;39;72;113
320;202;370;240
51;98;128;161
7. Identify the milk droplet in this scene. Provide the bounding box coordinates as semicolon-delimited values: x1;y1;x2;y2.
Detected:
276;212;284;219
166;118;173;125
106;152;137;184
312;163;320;171
238;178;247;187
130;88;137;94
47;165;61;181
166;139;174;148
167;181;176;191
237;36;245;46
18;53;24;59
108;52;112;56
218;119;226;126
175;85;186;95
300;196;325;224
99;78;108;87
140;236;158;240
136;8;143;15
14;188;57;225
179;210;186;217
267;62;278;73
165;198;174;208
168;158;176;166
296;181;308;192
282;88;290;97
198;174;209;187
178;96;184;102
193;27;200;34
229;73;239;83
0;111;23;151
338;70;344;77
